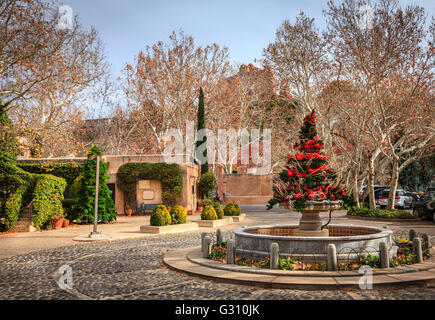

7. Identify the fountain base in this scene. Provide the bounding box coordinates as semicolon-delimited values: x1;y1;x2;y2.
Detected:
293;229;329;237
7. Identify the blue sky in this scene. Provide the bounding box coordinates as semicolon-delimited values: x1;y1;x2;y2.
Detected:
65;0;434;77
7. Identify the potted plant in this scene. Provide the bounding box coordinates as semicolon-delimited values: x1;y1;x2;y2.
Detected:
126;208;132;216
51;212;64;230
197;200;204;212
62;219;69;228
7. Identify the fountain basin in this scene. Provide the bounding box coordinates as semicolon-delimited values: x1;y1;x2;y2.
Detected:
234;224;397;263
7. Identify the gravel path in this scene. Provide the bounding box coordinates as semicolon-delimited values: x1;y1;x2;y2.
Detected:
1;232;434;300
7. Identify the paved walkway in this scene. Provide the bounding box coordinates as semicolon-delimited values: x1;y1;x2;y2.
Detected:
1;205;434;260
0;205;434;299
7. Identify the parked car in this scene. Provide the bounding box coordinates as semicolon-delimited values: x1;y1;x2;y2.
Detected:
378;189;413;209
359;185;388;205
406;192;421;208
413;191;435;221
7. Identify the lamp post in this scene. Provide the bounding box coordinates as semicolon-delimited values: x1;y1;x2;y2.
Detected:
89;155;101;238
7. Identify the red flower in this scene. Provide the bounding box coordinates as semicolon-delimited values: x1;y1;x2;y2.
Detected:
295;153;304;160
308;191;315;199
294;192;303;199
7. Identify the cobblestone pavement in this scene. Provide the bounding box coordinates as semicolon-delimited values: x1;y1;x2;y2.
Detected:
0;232;434;300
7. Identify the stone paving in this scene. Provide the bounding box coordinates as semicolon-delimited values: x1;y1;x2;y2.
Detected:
1;205;434;300
1;232;434;300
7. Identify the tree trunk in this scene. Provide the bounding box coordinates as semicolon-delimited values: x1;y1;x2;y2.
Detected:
353;173;360;208
368;156;376;210
387;156;399;210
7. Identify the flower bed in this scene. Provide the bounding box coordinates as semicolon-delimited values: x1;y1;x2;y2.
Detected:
208;244;431;271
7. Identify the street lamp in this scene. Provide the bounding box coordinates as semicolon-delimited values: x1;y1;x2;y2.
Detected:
88;154;101;238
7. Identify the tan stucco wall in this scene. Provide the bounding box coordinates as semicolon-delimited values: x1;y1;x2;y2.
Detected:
221;173;274;205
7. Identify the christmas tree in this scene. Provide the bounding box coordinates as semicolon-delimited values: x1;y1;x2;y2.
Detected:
267;110;345;212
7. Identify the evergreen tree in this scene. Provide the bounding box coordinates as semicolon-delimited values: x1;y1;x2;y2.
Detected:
195;87;208;174
267;110;345;211
72;145;116;223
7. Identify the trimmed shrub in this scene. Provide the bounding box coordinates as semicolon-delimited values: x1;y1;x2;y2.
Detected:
32;174;67;229
117;163;183;208
213;201;224;219
199;172;217;198
201;205;217;220
150;205;172;226
170;205;187;224
224;203;241;216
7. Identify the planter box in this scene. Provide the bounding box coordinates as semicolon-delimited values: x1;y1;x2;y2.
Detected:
140;223;198;235
192;217;233;228
229;213;246;223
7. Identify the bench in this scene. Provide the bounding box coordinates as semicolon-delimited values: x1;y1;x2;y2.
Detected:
135;203;162;214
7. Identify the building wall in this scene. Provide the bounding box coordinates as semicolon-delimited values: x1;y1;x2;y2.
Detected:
221;173;274;204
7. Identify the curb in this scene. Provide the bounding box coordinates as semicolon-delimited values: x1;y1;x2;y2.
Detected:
163;247;435;289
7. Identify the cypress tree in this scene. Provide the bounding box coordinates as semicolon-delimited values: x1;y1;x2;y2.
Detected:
196;87;208;174
72;145;116;223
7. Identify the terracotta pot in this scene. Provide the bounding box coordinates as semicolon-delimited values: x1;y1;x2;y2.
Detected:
51;218;64;230
187;210;194;216
62;220;69;228
126;209;132;216
197;206;203;212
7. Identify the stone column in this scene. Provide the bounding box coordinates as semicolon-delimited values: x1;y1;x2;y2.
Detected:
409;229;416;241
227;239;235;264
327;244;337;271
412;237;423;263
270;243;279;269
379;242;390;269
216;229;223;243
421;234;430;254
202;236;212;258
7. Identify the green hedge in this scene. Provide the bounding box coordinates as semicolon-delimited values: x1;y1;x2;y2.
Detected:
17;163;83;185
32;175;67;229
116;163;183;207
347;207;417;219
1;182;29;231
0;156;67;231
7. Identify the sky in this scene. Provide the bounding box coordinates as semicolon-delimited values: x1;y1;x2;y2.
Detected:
62;0;435;78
